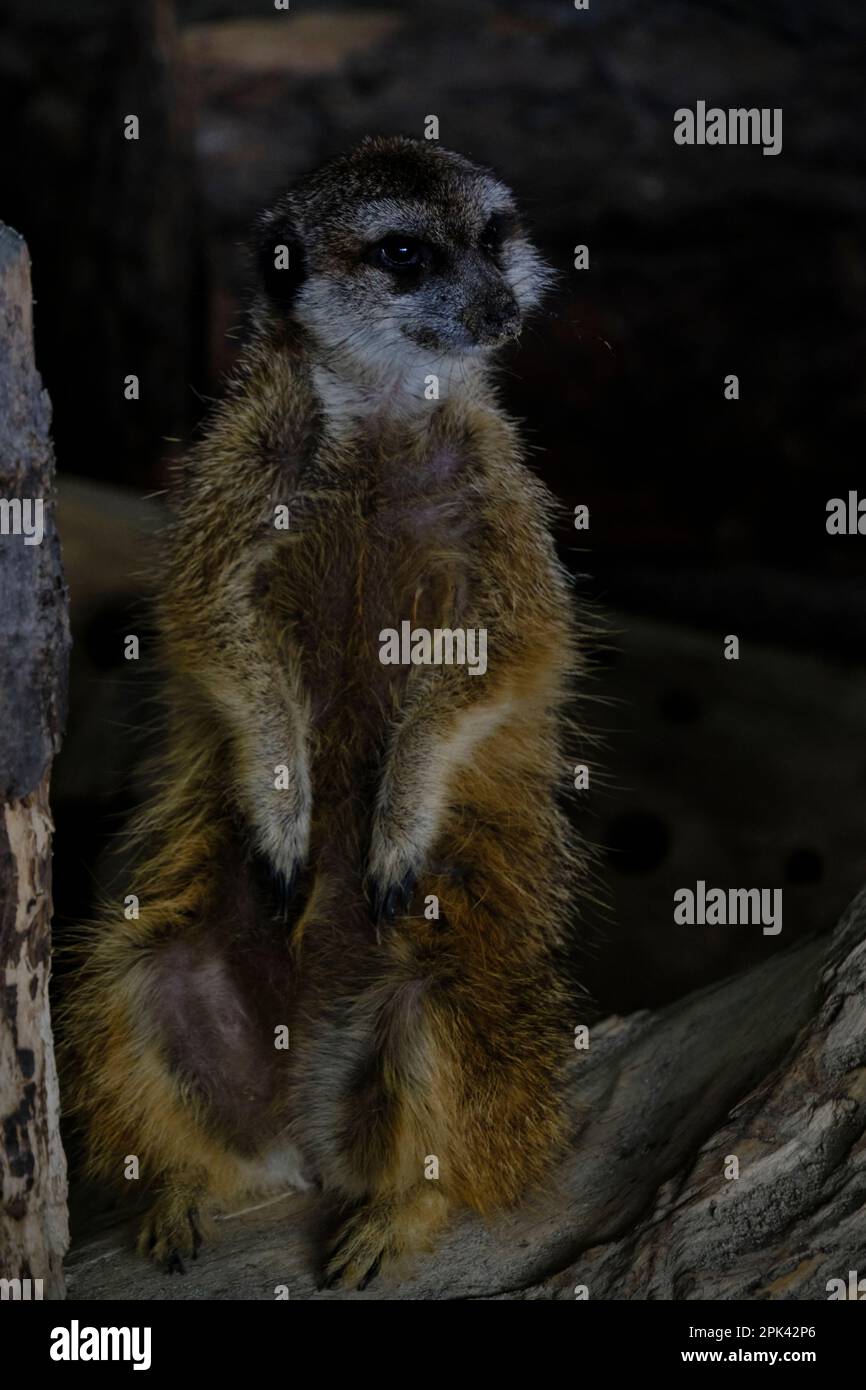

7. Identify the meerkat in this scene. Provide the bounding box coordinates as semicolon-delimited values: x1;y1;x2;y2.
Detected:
63;135;590;1290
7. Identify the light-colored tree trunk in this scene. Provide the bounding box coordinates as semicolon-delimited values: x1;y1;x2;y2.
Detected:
0;223;70;1299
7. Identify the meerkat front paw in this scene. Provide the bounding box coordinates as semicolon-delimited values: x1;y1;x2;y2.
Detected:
366;866;416;926
365;831;419;927
138;1189;210;1275
240;757;312;910
250;810;310;919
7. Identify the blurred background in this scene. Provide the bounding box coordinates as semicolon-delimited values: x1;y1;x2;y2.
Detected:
2;0;866;1013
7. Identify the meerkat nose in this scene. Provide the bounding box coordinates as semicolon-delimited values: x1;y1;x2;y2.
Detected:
461;290;521;344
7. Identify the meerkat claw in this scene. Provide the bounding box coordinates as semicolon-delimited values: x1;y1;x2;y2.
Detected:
368;871;415;926
320;1264;348;1290
255;852;299;920
277;864;299;918
189;1208;203;1259
357;1254;383;1291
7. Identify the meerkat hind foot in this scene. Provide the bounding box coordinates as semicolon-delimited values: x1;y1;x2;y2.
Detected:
138;1188;209;1275
320;1190;448;1292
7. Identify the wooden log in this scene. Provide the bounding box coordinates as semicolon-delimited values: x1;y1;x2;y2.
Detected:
64;887;866;1300
0;223;70;1299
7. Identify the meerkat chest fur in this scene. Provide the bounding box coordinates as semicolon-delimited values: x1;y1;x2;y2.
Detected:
268;401;489;751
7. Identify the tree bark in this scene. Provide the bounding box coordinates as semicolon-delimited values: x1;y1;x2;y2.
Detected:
0;223;70;1298
65;887;866;1300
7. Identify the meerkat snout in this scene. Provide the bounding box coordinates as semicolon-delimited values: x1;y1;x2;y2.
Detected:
253;136;551;389
453;259;522;349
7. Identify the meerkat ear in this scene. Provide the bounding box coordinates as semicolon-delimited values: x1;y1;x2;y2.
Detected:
253;201;306;310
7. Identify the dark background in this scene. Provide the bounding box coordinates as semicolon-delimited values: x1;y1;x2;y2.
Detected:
2;0;866;1011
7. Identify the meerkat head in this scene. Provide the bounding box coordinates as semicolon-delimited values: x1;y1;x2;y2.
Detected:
253;136;551;398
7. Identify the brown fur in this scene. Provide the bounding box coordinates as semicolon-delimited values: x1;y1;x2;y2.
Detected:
61;137;592;1289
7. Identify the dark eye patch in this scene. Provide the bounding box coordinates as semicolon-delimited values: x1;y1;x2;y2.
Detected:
479;210;519;256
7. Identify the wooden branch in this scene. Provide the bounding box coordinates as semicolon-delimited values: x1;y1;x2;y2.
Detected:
0;223;70;1298
65;888;866;1300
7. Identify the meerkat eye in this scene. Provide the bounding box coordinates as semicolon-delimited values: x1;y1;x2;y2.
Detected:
372;235;425;271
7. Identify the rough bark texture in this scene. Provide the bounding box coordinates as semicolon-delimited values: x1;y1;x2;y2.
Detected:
65;887;866;1301
0;222;70;1297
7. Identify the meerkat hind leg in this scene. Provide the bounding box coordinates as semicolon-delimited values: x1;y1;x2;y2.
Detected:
125;917;297;1271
